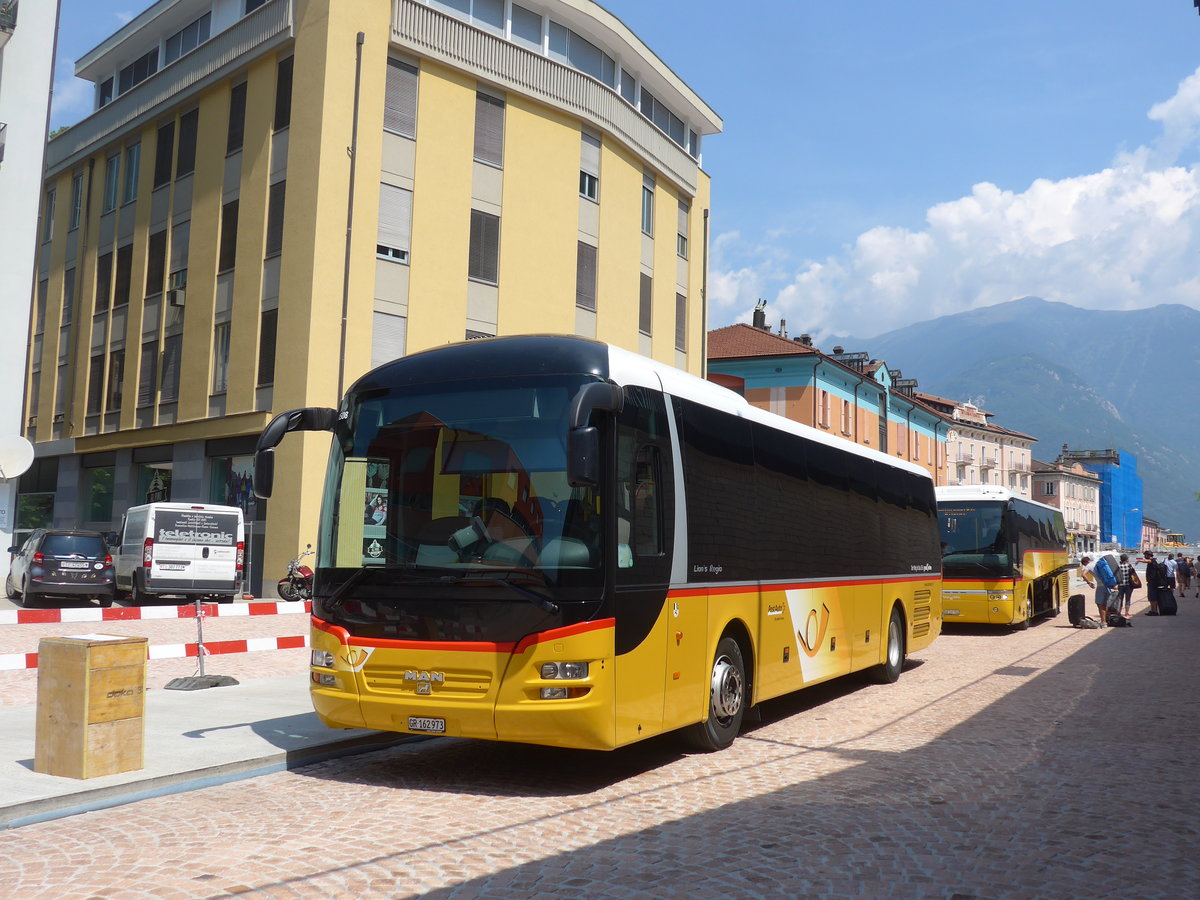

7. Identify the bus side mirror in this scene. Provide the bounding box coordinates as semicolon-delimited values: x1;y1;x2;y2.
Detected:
254;449;277;500
568;426;600;487
254;407;338;499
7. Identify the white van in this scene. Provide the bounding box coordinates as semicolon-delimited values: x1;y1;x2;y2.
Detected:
115;502;245;603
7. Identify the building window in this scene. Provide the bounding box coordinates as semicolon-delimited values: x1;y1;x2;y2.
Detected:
86;354;104;416
114;244;133;307
265;181;286;257
62;269;75;326
819;391;830;428
619;68;637;105
511;3;543;51
468;209;500;284
137;340;158;407
102;155;120;213
122;144;140;204
575;241;597;310
219;200;239;272
274;56;294;131
639;273;652;335
641;175;654;236
245;0;269;13
42;189;54;243
377;183;412;263
383;58;418;138
1043;482;1056;497
580;131;600;201
153;121;174;189
677;199;690;259
69;173;84;231
160;334;182;403
473;92;505;167
175;109;199;179
675;292;687;352
841;399;851;435
639;87;687;149
146;230;167;297
169;220;190;290
84;466;115;523
165;12;211;65
117;48;158;97
95;252;113;313
99;78;114;108
258;309;277;386
227;82;248;154
432;0;504;32
548;19;615;87
107;349;125;411
212;323;231;393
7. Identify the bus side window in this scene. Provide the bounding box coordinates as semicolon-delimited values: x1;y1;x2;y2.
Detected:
633;445;662;558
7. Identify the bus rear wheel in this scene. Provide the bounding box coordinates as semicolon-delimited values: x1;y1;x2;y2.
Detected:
685;636;746;752
870;607;906;684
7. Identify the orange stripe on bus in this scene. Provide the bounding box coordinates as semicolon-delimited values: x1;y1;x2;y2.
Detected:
312;615;615;654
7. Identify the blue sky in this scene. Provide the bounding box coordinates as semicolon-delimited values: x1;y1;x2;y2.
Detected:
50;1;1200;339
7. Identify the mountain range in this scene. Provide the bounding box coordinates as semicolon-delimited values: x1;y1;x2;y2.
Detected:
840;296;1200;538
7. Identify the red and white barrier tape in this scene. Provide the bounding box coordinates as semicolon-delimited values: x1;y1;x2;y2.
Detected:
0;600;311;627
0;633;310;671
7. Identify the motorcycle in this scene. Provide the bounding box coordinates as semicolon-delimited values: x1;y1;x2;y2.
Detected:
278;545;314;601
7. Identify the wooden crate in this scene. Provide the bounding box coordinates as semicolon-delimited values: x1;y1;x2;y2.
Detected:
34;635;148;779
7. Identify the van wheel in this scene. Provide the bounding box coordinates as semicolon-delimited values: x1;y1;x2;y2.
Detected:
131;580;150;606
684;636;746;752
870;607;906;684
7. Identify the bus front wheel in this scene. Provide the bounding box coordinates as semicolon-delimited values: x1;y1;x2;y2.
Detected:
1015;593;1033;630
871;607;906;684
686;636;746;752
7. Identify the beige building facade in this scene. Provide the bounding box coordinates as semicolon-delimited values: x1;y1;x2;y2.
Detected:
21;0;720;593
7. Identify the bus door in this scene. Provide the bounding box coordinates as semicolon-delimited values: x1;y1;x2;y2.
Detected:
612;387;678;745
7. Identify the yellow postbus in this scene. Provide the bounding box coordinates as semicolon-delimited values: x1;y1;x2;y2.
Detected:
255;336;942;751
937;485;1070;628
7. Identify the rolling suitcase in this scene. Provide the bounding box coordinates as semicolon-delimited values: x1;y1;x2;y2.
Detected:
1159;589;1178;616
1068;593;1086;626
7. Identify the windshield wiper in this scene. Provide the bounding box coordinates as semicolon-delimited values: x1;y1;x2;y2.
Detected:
439;572;560;615
322;564;432;610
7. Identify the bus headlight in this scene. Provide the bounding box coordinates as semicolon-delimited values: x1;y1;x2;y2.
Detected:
540;661;589;679
311;650;335;668
311;672;338;687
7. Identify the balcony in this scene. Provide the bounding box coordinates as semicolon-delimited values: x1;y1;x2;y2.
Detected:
0;1;15;52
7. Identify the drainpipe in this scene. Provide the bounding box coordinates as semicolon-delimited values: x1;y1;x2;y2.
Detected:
338;31;365;403
701;208;709;375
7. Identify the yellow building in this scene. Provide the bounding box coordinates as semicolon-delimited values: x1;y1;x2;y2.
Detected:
21;0;721;594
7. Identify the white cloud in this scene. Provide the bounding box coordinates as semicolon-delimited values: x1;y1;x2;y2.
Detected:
714;65;1200;342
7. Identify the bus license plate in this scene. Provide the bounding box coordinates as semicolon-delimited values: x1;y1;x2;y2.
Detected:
408;716;445;734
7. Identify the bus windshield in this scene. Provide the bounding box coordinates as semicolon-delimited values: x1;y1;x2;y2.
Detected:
316;372;605;601
939;501;1013;578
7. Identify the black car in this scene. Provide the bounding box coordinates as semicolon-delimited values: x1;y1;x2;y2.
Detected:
6;530;116;608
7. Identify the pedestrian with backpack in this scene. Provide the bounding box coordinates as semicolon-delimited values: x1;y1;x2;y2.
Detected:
1081;555;1118;626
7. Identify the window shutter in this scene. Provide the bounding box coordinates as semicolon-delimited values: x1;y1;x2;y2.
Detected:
675;292;687;352
639;273;652;334
384;59;418;137
473;93;505;166
581;132;600;176
575;242;597;310
377;184;413;253
258;309;277;386
468;210;499;283
372;311;407;369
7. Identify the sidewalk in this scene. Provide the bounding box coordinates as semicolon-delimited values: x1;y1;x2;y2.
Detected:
0;670;406;830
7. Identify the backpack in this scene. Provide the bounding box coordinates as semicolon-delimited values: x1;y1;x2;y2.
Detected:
1077;617;1103;629
1106;613;1132;628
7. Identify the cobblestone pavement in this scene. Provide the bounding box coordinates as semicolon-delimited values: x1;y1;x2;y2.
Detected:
0;585;1197;899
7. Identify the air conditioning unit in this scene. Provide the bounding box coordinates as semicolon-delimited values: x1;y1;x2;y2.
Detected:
167;288;186;307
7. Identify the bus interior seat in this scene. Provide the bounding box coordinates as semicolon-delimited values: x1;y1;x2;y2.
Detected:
415;516;471;565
